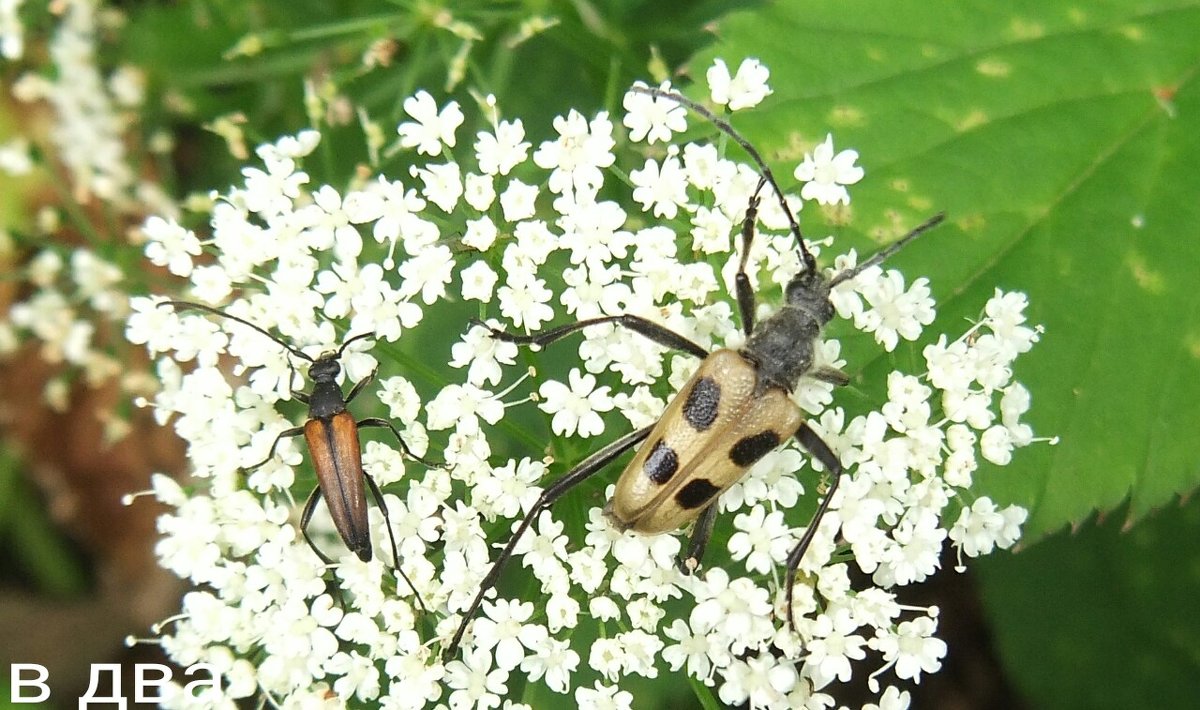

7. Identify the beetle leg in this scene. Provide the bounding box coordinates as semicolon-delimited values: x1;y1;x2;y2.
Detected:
473;314;707;360
343;365;379;405
244;426;305;472
443;423;655;660
783;423;845;631
283;357;310;404
678;502;720;575
811;366;850;386
735;177;768;337
363;470;429;614
299;485;333;565
355;417;444;468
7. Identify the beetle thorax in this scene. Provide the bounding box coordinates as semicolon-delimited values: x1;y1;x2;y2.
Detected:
740;272;834;393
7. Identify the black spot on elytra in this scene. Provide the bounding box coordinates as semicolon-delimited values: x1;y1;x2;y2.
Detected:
675;479;720;510
643;440;678;485
729;431;781;467
682;376;720;431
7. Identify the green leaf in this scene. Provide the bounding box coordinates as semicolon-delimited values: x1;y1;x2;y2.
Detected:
975;501;1200;708
693;0;1200;540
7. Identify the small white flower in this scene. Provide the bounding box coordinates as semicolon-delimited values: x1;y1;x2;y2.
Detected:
445;647;508;709
587;638;628;683
950;497;1003;557
475;118;531;176
518;511;570;581
557;197;632;267
622;81;687;144
450;321;518;388
804;607;867;688
727;505;792;574
241;155;309;217
793;134;864;205
997;505;1028;549
707;57;773;111
538;368;615;438
348;177;437;266
411;162;463;213
382;652;445;708
463;216;500;251
519;634;579;693
464;172;497;211
848;270;936;352
866;686;912;710
875;509;946;586
662;619;721;682
27;250;63;287
923;335;974;395
980;425;1014;465
611;629;663;678
326;650;382;701
374;375;422;426
190;265;234;304
986;289;1039;355
870;615;947;683
497;271;554;330
460;260;500;303
397;90;464;156
427;383;506;435
499;178;540;222
471;599;547;671
588;596;621;622
266;129;322;160
690;205;734;254
397;244;454;305
717;654;797;707
575;681;633;710
143;217;202;277
630;155;689;219
533;109;615;195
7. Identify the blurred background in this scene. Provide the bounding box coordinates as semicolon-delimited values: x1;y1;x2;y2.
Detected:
2;0;1198;707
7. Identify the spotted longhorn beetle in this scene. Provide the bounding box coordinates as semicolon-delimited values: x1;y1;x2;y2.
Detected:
444;87;944;656
162;300;436;610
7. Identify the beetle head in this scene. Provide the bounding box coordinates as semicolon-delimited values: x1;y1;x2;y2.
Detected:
783;270;835;324
308;355;341;382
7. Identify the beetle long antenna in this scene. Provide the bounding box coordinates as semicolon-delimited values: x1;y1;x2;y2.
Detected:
336;332;376;359
828;213;947;287
629;85;817;274
161;300;316;363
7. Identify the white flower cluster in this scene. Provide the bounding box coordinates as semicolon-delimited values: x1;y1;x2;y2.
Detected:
129;57;1045;709
1;235;149;439
1;0;172;434
8;0;143;205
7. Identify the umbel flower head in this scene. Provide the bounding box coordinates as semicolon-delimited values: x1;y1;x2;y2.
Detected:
128;58;1046;708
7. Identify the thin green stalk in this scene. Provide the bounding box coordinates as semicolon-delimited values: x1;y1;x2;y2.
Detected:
687;673;723;710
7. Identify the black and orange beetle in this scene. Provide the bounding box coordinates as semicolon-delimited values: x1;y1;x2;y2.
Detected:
443;87;943;657
162;300;433;609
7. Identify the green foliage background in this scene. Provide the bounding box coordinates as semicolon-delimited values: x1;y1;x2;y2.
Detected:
4;0;1199;707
